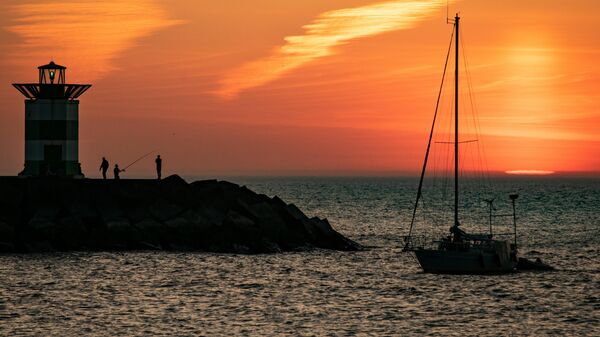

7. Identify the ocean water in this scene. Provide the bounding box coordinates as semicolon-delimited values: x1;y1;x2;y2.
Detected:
1;177;598;336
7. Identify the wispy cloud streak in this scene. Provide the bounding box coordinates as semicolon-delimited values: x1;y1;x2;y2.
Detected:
216;0;449;98
6;0;182;80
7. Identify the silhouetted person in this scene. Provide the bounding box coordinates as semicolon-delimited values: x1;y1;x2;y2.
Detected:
155;155;162;180
114;164;124;180
450;222;466;243
99;157;109;179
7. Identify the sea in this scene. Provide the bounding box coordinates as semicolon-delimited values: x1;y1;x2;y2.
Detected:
1;176;598;336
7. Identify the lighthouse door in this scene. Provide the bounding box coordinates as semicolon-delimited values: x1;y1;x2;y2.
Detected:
44;145;62;174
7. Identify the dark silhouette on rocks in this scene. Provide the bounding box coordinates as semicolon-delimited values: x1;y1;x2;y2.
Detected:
155;155;162;180
113;164;123;179
99;157;109;179
0;175;361;254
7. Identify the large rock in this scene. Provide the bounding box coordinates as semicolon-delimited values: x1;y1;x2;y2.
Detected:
148;198;183;222
0;221;15;252
164;216;202;249
53;214;87;250
106;218;136;249
132;219;164;249
0;175;361;253
27;208;59;242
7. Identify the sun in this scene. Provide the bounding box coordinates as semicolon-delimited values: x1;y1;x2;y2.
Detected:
505;170;555;175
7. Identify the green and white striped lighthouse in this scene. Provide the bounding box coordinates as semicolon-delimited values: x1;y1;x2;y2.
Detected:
13;62;91;177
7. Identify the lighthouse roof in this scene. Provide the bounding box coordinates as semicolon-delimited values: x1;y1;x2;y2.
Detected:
38;61;66;70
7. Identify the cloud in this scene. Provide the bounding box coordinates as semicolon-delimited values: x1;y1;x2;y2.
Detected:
216;0;449;98
6;0;183;81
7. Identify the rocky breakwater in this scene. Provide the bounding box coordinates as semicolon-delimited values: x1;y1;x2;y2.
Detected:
0;175;360;253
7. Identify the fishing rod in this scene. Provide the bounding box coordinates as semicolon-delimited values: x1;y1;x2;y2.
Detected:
122;149;157;171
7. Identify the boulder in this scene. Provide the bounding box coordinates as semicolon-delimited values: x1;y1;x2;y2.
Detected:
0;183;24;224
222;209;256;230
250;202;289;239
95;199;125;223
164;217;190;230
195;205;226;227
53;214;87;250
284;203;309;221
306;217;361;251
67;202;97;219
0;221;15;250
132;219;164;248
0;182;25;208
181;209;214;231
148;198;183;222
0;242;15;253
27;215;56;241
30;207;60;223
126;206;152;224
81;215;108;249
25;241;55;253
106;218;136;248
189;179;219;197
158;175;190;201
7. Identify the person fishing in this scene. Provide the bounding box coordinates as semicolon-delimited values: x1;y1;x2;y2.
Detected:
99;157;109;179
113;164;124;180
114;150;156;180
155;155;162;180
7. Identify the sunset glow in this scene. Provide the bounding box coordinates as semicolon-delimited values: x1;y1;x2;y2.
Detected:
505;170;556;176
0;0;599;176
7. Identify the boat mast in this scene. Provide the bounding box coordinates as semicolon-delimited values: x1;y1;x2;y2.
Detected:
454;14;460;227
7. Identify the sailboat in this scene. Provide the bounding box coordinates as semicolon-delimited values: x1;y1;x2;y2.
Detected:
403;14;519;274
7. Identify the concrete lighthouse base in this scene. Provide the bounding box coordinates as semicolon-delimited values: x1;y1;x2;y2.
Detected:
0;175;360;253
23;99;81;177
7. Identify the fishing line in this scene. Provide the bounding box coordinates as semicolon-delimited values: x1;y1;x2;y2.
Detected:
123;149;157;171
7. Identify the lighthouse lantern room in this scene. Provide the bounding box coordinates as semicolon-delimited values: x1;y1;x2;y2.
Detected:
13;62;91;177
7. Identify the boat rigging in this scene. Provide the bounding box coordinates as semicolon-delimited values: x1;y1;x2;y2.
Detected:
403;14;520;274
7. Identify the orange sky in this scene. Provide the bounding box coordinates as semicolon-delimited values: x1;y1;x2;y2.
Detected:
0;0;599;177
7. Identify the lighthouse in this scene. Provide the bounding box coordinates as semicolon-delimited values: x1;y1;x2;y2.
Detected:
13;62;91;177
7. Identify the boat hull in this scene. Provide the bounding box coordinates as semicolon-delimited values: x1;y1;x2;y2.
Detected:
414;248;516;274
